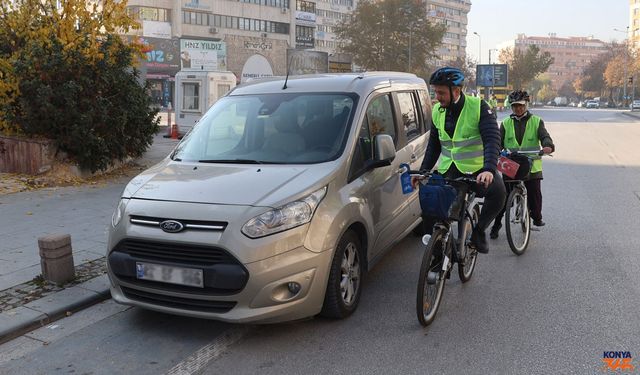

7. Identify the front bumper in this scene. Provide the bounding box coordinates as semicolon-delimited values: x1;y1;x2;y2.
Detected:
108;245;334;323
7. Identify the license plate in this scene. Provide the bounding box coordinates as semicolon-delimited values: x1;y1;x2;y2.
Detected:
136;262;204;288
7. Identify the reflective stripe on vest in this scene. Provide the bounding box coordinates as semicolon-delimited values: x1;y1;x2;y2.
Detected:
432;95;483;174
503;115;542;173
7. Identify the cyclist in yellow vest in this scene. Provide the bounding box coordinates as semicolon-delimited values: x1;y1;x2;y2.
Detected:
413;67;506;254
490;90;555;239
489;94;498;111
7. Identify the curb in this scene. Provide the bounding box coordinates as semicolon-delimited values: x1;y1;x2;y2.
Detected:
0;276;111;345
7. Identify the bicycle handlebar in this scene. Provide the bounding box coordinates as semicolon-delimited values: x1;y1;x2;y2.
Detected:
407;169;477;186
503;149;552;158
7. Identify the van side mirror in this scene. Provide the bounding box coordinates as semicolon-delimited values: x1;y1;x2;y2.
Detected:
368;134;395;169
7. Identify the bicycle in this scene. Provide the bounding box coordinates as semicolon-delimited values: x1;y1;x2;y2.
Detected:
500;150;548;255
409;170;481;327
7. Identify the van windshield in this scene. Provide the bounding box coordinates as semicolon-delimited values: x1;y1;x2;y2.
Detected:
172;93;357;164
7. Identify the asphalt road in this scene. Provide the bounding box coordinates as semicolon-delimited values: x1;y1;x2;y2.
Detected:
2;108;639;375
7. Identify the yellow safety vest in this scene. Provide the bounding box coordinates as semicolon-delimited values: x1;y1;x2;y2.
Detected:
503;115;542;173
432;96;484;174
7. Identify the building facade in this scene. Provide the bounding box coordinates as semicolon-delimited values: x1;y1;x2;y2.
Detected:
425;0;471;67
125;0;356;107
630;0;640;49
506;33;610;91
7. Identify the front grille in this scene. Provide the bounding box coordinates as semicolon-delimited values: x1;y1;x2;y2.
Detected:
129;215;227;232
122;286;236;313
115;239;240;266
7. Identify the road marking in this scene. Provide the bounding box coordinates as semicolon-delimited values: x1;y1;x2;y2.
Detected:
165;326;252;375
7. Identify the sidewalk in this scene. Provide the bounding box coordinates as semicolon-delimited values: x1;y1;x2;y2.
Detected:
0;131;179;344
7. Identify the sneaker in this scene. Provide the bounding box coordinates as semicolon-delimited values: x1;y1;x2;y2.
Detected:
533;219;546;227
490;225;501;239
471;229;489;254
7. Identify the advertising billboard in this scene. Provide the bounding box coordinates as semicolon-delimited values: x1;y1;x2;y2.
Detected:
476;64;508;87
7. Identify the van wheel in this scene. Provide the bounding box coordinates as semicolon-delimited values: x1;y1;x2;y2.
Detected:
320;230;363;319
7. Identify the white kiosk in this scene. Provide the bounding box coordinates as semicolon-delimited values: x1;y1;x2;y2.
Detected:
174;70;237;132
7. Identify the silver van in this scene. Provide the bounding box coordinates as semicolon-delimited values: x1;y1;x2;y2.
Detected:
107;72;432;323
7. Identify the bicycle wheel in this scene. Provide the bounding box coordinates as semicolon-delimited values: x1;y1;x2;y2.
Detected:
458;203;480;282
505;187;531;255
416;228;448;326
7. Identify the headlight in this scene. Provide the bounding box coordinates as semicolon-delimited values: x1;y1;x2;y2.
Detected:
111;199;129;228
242;187;327;238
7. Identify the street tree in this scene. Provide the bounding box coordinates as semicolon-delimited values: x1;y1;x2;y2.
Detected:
498;45;554;89
604;54;627;97
335;0;446;77
0;0;159;172
573;55;608;99
529;74;552;102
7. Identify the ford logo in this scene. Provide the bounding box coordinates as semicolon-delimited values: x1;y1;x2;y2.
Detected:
160;220;184;233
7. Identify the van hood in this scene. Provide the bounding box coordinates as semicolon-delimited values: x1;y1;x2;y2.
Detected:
124;160;336;207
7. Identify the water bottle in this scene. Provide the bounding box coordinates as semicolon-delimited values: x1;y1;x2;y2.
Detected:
399;163;413;194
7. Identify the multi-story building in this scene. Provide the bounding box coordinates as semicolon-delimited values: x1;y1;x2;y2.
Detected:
630;0;640;49
425;0;471;67
503;33;610;91
125;0;355;107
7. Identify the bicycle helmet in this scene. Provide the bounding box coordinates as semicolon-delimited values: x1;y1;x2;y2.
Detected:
508;90;530;105
429;67;465;87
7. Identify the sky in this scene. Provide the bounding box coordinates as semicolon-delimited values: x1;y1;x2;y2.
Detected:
465;0;630;64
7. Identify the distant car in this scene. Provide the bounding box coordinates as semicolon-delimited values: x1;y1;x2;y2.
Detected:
568;102;577;107
546;101;556;106
630;100;640;110
585;100;599;109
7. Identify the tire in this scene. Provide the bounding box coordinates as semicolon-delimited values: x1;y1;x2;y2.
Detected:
458;204;479;282
416;228;447;326
505;187;531;255
320;230;363;319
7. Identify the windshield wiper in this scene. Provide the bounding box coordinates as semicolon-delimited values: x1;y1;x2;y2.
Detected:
198;159;264;164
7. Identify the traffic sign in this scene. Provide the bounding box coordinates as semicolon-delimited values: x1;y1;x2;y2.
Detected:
476;64;508;87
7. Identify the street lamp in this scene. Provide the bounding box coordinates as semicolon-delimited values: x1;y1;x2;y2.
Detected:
614;27;630;107
473;32;481;64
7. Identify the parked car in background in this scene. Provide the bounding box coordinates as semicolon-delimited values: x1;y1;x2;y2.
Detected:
107;72;432;323
586;100;600;109
630;100;640;110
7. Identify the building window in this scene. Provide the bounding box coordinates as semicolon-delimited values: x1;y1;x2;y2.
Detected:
182;11;289;34
297;0;316;13
128;6;171;22
183;82;200;111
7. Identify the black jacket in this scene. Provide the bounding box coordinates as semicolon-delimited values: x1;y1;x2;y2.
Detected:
420;94;501;175
499;111;555;179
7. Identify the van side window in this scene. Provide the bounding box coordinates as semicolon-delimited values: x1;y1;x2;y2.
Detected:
349;120;372;175
396;92;420;142
348;94;396;181
365;94;396;145
417;89;432;131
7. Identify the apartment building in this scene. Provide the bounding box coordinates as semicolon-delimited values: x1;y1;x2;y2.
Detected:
630;0;640;49
505;33;610;91
425;0;471;67
126;0;355;107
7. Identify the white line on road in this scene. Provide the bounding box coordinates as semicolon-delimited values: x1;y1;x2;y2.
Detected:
165;326;253;375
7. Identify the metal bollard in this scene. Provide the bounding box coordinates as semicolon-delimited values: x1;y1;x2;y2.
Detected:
38;234;75;284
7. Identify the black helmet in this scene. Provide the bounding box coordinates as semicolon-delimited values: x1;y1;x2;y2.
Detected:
508;90;530;104
429;67;465;87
